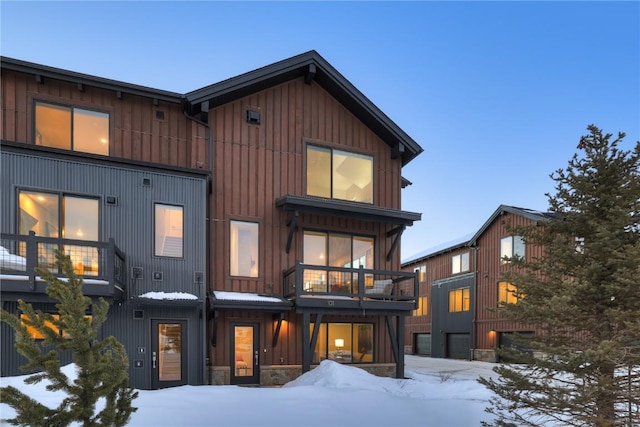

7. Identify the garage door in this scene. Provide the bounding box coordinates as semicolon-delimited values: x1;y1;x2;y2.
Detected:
414;333;431;356
446;333;470;359
498;332;534;362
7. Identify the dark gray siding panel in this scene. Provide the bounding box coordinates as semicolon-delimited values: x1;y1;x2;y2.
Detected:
430;273;475;358
1;151;207;388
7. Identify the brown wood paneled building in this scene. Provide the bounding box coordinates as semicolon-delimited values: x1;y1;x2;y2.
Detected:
1;51;424;387
402;205;552;362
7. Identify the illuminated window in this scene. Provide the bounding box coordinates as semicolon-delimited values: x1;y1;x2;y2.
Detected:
34;101;109;155
230;221;259;277
448;288;470;312
155;204;183;258
306;145;373;203
414;265;427;282
20;314;92;339
302;231;374;293
20;314;60;339
501;236;525;264
498;282;519;305
310;323;374;363
19;190;99;275
413;296;428;316
452;252;470;274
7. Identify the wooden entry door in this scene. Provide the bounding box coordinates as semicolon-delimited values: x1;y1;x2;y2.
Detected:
151;319;188;389
230;323;260;385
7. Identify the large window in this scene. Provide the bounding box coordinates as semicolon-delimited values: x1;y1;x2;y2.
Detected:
452;252;470;274
155;204;183;258
303;231;374;293
19;190;99;275
311;323;374;363
306;145;373;203
413;296;428;316
230;221;259;277
501;236;525;264
449;288;470;312
35;101;109;155
498;282;519;305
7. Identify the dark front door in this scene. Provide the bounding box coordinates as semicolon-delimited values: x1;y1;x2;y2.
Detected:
230;323;260;385
151;319;188;389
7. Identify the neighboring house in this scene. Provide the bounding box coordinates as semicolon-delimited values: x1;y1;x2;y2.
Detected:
402;205;552;361
1;50;423;388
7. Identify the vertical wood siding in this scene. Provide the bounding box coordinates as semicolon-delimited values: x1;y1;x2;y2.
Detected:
1;69;205;170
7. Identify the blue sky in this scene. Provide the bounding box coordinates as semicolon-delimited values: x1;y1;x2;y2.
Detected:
2;1;638;260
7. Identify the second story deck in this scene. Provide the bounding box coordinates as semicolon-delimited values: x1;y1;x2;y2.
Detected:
283;262;418;313
1;232;126;302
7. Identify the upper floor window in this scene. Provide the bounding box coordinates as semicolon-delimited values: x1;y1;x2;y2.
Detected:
230;220;259;277
498;281;519;305
449;288;470;312
413;265;427;282
501;236;525;264
19;190;99;274
303;231;373;293
452;252;470;274
306;145;373;203
34;101;109;155
413;296;428;316
155;204;183;258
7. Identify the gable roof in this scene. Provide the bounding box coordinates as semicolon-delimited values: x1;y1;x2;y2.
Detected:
401;204;554;266
468;204;554;246
184;50;423;166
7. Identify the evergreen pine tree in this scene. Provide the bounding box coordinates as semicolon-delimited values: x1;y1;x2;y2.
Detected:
0;250;138;426
479;125;640;427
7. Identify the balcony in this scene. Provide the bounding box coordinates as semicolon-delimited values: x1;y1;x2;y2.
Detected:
0;232;126;301
283;262;418;312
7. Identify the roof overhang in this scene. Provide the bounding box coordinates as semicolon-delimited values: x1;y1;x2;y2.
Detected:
1;56;183;104
275;195;421;227
185;51;423;166
130;296;203;307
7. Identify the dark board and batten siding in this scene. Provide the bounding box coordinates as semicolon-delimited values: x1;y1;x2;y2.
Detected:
208;78;406;366
1;151;208;388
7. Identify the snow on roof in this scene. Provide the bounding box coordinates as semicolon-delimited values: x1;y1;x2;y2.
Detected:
213;291;285;303
402;232;475;265
138;291;198;300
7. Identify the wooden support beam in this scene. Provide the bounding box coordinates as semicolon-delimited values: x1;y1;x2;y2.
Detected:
272;312;285;347
386;225;405;262
304;63;317;85
285;211;298;254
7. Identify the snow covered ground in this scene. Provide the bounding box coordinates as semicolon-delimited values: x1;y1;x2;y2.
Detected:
0;355;500;426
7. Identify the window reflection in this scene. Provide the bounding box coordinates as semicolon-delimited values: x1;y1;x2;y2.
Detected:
230;221;259;277
158;323;182;381
307;145;373;203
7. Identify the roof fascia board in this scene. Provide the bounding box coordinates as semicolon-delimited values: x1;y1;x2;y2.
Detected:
186;51;423;165
1;56;183;104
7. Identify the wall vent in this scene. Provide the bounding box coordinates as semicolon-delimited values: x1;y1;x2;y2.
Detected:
153;272;163;281
142;178;152;187
133;309;144;319
246;110;261;125
105;196;118;206
155;110;165;120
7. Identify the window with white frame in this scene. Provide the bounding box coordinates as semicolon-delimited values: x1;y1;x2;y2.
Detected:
155;204;183;258
452;252;470;274
500;236;525;264
230;221;259;277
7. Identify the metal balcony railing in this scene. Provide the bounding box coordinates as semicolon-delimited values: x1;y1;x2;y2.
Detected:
0;231;126;300
283;262;418;310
